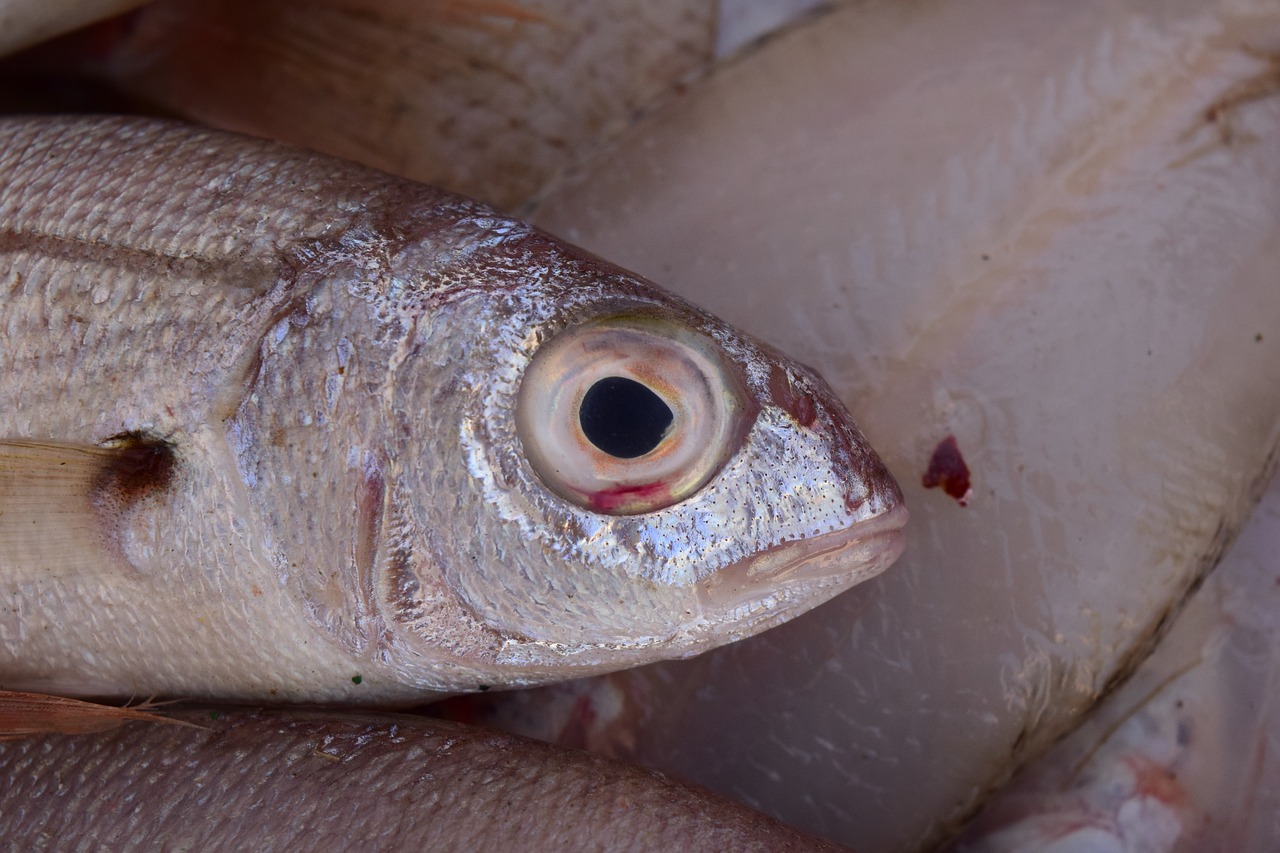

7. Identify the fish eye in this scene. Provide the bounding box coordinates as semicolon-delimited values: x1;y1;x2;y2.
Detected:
516;315;749;515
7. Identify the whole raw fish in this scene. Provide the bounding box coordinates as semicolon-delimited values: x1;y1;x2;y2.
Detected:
0;117;906;705
0;0;720;211
951;471;1280;852
0;705;840;851
501;0;1280;848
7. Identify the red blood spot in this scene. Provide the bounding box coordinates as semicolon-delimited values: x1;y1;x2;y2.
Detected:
768;365;817;427
587;481;669;513
922;435;972;506
1123;756;1190;809
556;695;599;749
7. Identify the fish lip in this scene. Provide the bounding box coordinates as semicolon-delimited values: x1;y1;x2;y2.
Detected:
694;503;909;623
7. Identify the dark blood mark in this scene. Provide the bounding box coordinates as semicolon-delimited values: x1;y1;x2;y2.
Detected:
768;365;817;427
93;432;177;508
586;481;670;514
922;435;972;506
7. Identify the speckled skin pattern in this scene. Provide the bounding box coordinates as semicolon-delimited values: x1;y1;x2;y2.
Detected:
0;118;903;703
0;708;841;851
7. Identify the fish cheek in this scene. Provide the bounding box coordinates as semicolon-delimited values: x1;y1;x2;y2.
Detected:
438;525;694;654
439;350;706;649
422;389;696;653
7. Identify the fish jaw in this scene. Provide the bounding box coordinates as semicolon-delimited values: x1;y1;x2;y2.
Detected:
691;502;908;646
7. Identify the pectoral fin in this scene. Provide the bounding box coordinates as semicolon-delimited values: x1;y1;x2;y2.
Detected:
0;691;203;740
0;435;175;584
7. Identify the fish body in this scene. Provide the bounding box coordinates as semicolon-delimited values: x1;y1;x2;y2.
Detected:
0;706;840;851
0;0;146;57
952;472;1280;852
0;117;905;703
0;0;720;211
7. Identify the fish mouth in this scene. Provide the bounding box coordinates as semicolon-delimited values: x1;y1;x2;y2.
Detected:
694;503;909;628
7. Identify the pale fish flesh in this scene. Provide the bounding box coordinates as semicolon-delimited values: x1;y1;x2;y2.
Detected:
439;0;1280;849
0;0;720;211
0;704;839;851
950;469;1280;852
0;117;906;705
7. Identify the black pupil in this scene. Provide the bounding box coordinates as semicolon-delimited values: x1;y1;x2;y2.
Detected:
579;376;674;459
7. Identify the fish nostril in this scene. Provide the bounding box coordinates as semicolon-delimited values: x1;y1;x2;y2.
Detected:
578;376;673;459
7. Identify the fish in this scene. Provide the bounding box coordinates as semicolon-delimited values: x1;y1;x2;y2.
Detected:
15;1;1280;848
0;116;906;706
487;0;1280;848
0;705;842;851
950;471;1280;852
0;0;148;57
0;0;720;210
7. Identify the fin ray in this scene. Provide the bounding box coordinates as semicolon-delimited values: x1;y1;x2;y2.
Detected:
0;438;163;584
0;691;204;740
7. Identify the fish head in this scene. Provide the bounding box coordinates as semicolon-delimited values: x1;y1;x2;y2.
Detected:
373;216;906;688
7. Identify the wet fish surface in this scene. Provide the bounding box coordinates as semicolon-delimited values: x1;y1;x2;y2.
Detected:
0;0;720;210
0;706;842;851
518;0;1280;847
0;117;905;705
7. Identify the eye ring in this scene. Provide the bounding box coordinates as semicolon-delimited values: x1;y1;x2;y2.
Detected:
516;314;750;515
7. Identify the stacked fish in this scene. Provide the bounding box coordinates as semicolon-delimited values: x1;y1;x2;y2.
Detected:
2;0;1279;850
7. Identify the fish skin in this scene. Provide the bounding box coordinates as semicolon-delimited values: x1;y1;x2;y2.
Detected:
0;0;719;211
520;0;1280;847
0;706;844;851
0;0;148;57
0;116;905;704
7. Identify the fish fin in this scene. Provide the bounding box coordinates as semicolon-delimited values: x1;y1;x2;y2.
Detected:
0;436;175;584
0;691;206;740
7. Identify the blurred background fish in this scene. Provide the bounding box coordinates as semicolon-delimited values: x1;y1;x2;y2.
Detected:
951;474;1280;852
0;705;840;851
0;0;722;210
